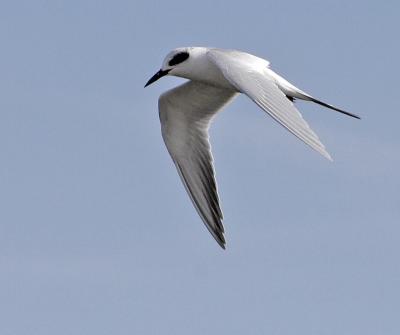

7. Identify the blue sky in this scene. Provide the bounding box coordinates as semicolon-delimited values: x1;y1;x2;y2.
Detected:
1;1;399;334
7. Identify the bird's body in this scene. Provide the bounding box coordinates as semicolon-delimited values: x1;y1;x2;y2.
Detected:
145;47;359;249
164;47;233;88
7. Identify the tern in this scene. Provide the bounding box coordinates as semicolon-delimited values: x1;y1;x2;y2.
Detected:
145;47;359;249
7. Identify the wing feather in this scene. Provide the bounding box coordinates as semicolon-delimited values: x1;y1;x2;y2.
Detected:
159;80;237;248
208;49;332;160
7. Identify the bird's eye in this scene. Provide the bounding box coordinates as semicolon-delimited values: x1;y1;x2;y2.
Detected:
168;52;189;66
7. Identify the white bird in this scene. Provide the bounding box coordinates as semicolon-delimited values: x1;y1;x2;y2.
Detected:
145;47;359;249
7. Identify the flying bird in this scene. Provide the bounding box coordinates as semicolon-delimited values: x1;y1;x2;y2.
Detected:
145;47;359;249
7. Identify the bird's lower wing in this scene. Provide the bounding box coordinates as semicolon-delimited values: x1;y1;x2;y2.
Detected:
208;49;332;160
159;80;237;248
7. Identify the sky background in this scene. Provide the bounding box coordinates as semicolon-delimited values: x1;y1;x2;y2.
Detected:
1;1;399;334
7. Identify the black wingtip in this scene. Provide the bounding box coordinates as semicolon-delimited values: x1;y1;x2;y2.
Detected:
214;232;226;250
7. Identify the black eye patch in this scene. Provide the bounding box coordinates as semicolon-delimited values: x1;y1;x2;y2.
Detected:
168;52;189;66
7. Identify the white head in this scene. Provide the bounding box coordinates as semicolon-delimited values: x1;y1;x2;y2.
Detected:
144;47;195;87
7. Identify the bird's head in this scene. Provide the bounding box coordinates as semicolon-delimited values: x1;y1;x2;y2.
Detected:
144;47;192;87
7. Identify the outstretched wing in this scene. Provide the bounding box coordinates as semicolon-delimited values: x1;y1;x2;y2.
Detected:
159;80;237;248
208;49;332;160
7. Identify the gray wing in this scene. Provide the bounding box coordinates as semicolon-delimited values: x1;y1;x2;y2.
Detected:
208;49;332;160
159;80;237;248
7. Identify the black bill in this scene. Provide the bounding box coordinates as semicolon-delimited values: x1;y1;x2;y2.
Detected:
144;69;170;87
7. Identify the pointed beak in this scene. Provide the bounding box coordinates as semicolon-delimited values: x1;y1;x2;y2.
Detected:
144;69;170;87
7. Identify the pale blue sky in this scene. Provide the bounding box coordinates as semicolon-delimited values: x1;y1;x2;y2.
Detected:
1;1;399;334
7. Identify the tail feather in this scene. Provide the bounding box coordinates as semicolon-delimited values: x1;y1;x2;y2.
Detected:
271;70;361;119
287;90;361;120
307;96;361;119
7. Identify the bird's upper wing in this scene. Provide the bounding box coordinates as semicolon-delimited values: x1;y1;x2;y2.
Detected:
207;49;332;160
159;80;237;248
